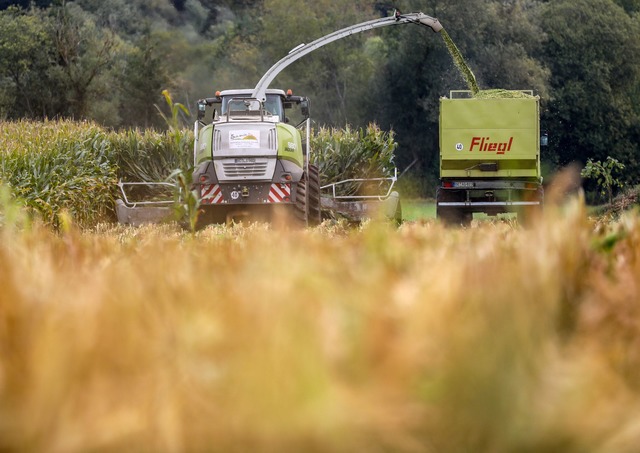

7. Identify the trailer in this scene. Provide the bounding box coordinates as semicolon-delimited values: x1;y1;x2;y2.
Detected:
436;90;544;225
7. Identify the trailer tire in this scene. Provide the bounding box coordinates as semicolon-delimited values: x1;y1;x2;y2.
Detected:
436;188;471;226
437;206;470;226
517;204;542;227
307;164;322;226
517;188;544;227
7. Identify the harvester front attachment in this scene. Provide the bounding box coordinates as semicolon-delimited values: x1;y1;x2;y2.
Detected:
115;181;176;226
320;169;402;224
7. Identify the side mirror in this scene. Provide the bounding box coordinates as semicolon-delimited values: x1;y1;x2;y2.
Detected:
197;102;206;121
300;99;310;119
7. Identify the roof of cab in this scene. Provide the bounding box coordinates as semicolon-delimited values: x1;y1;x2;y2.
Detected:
219;89;286;97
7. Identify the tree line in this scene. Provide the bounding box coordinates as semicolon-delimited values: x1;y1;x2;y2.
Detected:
1;0;639;197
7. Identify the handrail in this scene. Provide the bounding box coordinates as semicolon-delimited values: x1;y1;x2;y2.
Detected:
320;168;398;200
117;181;177;207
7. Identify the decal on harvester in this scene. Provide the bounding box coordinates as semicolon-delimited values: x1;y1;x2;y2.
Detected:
267;183;291;203
469;137;513;154
200;184;223;204
229;130;260;149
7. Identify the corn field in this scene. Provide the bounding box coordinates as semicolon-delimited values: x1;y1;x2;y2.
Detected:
0;120;397;228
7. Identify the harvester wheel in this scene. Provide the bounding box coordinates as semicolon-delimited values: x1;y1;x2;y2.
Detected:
307;165;322;226
393;200;403;226
294;173;309;226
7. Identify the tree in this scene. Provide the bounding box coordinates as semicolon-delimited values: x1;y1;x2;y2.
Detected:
0;6;55;118
613;0;640;13
49;3;119;119
118;27;176;128
538;0;640;184
0;0;54;9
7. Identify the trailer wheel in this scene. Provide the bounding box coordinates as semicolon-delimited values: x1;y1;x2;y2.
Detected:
517;188;544;227
307;165;322;226
517;204;542;227
436;188;471;226
437;206;470;226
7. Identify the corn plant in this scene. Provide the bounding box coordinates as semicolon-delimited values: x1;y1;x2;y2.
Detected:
168;168;200;233
112;128;193;183
310;123;397;196
0;120;117;228
155;89;191;132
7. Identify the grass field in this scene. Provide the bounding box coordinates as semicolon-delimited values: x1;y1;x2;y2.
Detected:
401;199;518;223
401;199;437;221
1;191;640;452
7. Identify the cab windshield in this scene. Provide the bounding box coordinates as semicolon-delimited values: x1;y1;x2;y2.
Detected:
221;94;284;121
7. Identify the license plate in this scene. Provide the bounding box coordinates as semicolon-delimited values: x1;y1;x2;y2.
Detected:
453;181;474;188
235;158;256;163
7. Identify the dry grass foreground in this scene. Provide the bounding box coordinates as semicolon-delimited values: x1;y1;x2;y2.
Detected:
1;198;640;452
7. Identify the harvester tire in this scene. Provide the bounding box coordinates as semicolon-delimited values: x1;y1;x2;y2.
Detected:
307;165;322;226
294;173;309;226
393;200;403;226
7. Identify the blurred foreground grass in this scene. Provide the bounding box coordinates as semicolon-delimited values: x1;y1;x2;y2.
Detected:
1;198;640;452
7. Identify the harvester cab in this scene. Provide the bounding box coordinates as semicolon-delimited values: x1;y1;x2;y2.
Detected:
196;90;309;126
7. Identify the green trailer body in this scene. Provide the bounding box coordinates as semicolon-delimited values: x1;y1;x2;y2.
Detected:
437;91;543;224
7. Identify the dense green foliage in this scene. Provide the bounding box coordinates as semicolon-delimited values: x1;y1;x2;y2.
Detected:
112;128;192;183
0;120;194;227
0;120;117;227
0;0;639;197
539;0;640;189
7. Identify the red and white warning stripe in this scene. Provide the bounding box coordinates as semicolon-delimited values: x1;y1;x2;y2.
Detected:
268;183;291;203
200;184;223;204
